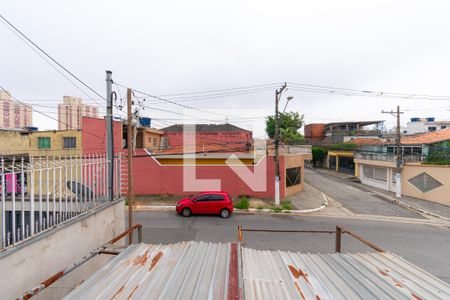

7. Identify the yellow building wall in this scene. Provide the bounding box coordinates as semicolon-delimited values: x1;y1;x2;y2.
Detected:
143;132;162;151
0;131;29;155
284;154;306;197
29;130;82;157
328;150;355;173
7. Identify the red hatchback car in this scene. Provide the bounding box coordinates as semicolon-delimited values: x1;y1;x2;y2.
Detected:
176;191;234;218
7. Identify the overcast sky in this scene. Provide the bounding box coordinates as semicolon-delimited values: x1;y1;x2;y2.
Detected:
1;1;450;137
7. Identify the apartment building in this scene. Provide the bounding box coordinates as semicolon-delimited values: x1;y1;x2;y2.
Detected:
58;96;99;130
406;117;450;135
0;90;32;129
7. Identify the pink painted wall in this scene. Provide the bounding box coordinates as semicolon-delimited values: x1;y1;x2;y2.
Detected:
82;117;122;155
132;154;285;198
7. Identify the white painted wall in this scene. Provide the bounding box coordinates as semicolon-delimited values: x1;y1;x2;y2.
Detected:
0;200;125;300
359;164;389;191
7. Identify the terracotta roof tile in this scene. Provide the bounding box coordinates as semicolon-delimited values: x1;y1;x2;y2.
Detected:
401;128;450;145
161;123;250;133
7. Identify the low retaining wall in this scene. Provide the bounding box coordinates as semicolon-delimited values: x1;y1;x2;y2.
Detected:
0;199;125;299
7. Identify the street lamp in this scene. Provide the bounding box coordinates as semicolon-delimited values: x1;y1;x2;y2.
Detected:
283;96;294;113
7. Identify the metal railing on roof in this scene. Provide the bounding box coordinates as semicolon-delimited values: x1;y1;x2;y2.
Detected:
0;154;122;251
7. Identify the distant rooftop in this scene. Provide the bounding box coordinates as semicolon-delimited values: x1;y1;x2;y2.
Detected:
162;123;251;133
401;128;450;145
325;120;384;127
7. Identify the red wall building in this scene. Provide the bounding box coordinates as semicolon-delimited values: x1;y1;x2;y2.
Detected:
81;119;304;199
161;124;252;152
82;117;122;155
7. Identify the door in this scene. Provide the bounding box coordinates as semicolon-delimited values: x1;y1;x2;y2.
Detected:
192;194;211;214
209;194;226;214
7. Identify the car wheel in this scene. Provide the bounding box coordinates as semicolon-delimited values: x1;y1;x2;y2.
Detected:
182;208;192;217
220;208;230;218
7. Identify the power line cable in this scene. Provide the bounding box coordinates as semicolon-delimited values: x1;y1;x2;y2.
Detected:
0;86;106;141
0;13;106;103
115;83;236;119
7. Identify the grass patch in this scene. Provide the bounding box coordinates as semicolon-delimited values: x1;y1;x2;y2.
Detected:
256;206;264;211
271;206;282;213
234;196;250;209
280;200;294;210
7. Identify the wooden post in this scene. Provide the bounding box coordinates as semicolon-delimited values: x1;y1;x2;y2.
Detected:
238;226;243;242
335;226;342;253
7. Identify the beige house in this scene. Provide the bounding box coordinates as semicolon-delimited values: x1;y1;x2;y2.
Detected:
58;96;98;130
28;130;82;157
354;129;450;206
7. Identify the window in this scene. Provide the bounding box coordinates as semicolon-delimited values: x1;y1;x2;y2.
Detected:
195;195;210;202
210;194;225;201
428;126;437;132
286;167;301;187
63;137;76;149
153;137;157;147
38;137;51;149
441;126;447;130
412;147;422;155
403;147;412;155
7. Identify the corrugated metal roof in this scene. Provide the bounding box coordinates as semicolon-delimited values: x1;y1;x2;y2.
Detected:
242;248;450;300
64;241;450;300
64;241;238;300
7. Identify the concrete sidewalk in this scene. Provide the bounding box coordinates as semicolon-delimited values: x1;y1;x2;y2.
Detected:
288;183;327;212
310;167;450;221
368;187;450;221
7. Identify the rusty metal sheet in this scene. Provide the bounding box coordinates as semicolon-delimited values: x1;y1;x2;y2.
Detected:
64;241;237;300
65;242;450;300
242;248;450;300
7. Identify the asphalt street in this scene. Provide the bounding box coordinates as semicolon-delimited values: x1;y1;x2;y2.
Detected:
132;211;450;283
304;168;424;218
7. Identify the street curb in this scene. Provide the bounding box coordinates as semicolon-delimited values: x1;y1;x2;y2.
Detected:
132;194;328;215
370;190;450;222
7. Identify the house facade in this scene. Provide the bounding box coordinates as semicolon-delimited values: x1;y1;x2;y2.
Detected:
354;128;450;205
81;118;311;199
161;124;253;153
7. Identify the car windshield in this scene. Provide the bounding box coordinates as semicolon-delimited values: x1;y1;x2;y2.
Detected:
190;193;201;200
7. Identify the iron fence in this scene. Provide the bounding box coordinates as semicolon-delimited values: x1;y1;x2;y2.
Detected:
0;154;121;250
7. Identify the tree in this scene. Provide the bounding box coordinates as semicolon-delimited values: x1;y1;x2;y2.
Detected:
266;111;305;144
312;146;327;167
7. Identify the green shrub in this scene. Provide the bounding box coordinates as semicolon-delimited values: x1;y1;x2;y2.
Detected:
329;143;358;151
424;149;450;165
271;206;282;213
312;147;327;167
234;197;250;209
280;200;295;210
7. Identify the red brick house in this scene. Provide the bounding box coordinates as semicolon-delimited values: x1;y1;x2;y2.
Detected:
161;124;252;153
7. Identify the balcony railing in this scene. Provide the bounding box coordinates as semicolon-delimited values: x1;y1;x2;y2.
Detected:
355;152;396;161
355;152;427;164
267;145;312;156
326;130;382;136
0;154;122;251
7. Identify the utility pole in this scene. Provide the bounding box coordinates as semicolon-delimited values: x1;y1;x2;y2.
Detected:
274;83;287;205
382;106;404;198
127;88;134;245
105;71;114;201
